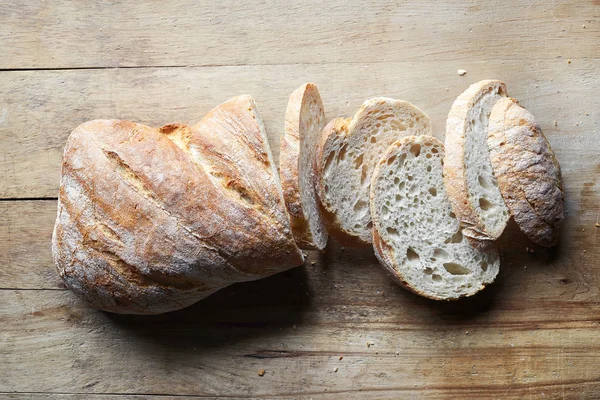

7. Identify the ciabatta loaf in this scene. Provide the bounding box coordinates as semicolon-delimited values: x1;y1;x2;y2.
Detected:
279;84;328;250
488;97;564;246
315;98;431;246
444;80;510;247
52;96;303;314
370;136;499;300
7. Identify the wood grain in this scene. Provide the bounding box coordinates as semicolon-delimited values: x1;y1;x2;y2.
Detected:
0;59;598;198
1;0;599;398
0;0;597;70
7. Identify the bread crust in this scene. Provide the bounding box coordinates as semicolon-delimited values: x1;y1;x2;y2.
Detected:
52;96;303;314
444;80;508;247
279;83;327;250
488;97;564;246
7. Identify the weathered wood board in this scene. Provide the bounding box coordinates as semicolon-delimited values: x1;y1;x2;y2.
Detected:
1;0;599;398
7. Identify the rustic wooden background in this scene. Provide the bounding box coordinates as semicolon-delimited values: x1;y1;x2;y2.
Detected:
1;1;599;399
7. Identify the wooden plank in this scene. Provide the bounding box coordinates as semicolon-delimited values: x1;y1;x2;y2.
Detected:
0;0;597;70
0;200;63;290
1;284;600;398
0;59;598;198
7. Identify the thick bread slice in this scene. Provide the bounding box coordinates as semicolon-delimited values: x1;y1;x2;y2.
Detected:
444;80;510;247
279;83;328;250
370;136;499;300
313;117;364;247
488;97;564;246
52;96;304;314
315;98;431;246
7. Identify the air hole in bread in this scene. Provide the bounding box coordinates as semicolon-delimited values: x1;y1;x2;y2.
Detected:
409;144;421;157
386;227;400;237
449;211;456;219
407;175;413;181
478;175;492;190
409;185;419;196
367;221;372;229
353;199;368;213
398;181;405;190
428;187;437;196
324;151;336;174
370;136;377;143
426;153;432;159
445;229;463;244
391;120;407;131
387;155;397;165
354;154;364;169
394;177;400;184
337;143;348;161
443;262;470;275
426;165;432;171
406;247;420;262
424;267;433;275
360;164;368;185
324;184;330;193
433;248;450;260
432;274;442;282
479;197;493;211
480;261;488;272
431;147;438;154
395;194;402;201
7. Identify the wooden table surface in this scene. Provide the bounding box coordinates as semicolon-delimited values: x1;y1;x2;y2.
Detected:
1;1;599;399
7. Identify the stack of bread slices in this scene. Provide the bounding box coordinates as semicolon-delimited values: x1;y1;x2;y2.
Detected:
289;80;563;300
53;80;563;314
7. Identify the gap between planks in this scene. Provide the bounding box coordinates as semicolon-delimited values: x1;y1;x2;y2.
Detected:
0;57;597;73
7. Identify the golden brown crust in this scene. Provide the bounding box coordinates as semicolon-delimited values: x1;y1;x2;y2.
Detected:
444;80;508;248
488;97;564;246
52;96;303;315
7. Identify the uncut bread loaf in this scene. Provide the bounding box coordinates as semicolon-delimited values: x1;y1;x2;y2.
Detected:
315;98;431;247
488;97;564;246
444;80;510;247
279;83;328;250
52;95;304;315
370;136;499;300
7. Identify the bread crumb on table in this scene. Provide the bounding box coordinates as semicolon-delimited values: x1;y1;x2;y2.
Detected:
258;369;266;377
595;223;600;227
457;69;467;76
334;367;339;373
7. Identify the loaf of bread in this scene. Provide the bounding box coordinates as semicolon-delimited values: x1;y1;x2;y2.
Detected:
279;84;328;250
370;136;500;300
52;95;304;314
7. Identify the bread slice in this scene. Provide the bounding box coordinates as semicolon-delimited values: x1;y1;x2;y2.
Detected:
315;98;431;247
370;136;499;300
444;80;510;247
488;97;564;246
279;83;328;250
